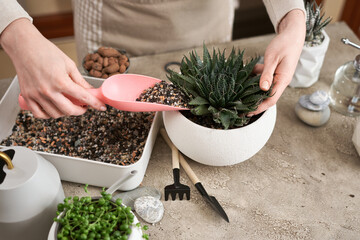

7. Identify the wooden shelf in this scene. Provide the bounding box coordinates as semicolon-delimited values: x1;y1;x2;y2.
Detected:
33;12;74;39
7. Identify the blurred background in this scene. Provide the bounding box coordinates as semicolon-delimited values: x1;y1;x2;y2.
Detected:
0;0;359;80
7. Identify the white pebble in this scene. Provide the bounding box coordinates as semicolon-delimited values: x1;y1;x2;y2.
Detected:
295;103;330;127
134;196;164;224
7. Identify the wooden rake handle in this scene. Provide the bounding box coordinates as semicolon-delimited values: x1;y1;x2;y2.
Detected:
160;128;199;184
160;128;179;169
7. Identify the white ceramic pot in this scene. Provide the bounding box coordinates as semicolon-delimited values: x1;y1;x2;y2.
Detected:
163;105;277;166
352;117;360;157
0;146;65;240
289;31;330;88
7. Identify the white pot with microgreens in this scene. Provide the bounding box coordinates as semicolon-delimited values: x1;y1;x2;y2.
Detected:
289;0;332;88
163;45;277;166
48;185;148;240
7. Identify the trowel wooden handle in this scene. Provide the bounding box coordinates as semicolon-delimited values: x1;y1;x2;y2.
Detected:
178;154;199;185
160;128;179;169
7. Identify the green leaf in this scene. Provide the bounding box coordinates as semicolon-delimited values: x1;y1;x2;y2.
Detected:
234;116;250;127
189;96;209;105
234;70;248;86
191;105;210;115
209;92;219;107
195;80;208;98
208;105;219;114
242;75;261;90
230;101;250;111
225;76;236;102
216;75;227;95
243;57;259;76
242;94;266;104
219;111;231;129
203;43;211;66
241;85;263;98
219;109;238;129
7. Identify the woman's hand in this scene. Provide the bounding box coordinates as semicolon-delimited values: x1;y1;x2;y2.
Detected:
0;19;106;119
250;9;306;116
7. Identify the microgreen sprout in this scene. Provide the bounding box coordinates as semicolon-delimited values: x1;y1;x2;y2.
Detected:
54;186;149;240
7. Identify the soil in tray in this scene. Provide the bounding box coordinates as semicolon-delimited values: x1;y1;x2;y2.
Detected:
1;107;155;165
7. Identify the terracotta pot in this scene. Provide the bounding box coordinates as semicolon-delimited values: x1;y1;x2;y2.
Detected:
163;105;277;166
290;31;330;88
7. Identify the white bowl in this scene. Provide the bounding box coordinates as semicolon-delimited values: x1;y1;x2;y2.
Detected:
48;198;142;240
163;105;277;166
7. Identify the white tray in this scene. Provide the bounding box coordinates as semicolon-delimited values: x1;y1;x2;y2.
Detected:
0;76;161;191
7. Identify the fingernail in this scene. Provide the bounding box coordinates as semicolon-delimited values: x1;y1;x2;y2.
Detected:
261;81;269;90
100;106;107;111
247;113;254;117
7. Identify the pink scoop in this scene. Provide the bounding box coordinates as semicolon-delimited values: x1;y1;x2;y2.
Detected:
18;74;189;112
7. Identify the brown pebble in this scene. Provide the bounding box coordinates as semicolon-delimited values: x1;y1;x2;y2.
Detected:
92;62;103;71
84;60;94;71
119;57;128;65
119;65;126;73
108;57;118;65
90;53;100;61
90;69;102;78
85;53;92;62
104;64;120;74
97;57;104;65
103;57;109;67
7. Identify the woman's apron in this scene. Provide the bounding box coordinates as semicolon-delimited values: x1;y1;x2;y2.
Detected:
73;0;234;62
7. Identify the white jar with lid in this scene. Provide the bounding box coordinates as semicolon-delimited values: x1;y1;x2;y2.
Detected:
0;146;64;240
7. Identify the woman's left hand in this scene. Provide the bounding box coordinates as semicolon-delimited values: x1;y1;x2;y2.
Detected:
249;9;306;116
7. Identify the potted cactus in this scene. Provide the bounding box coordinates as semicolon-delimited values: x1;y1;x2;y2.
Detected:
290;0;332;88
163;45;276;166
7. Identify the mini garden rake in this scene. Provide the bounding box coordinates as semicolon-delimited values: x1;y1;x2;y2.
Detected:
160;128;190;201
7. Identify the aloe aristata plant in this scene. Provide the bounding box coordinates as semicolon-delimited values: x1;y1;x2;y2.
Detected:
305;0;332;47
167;44;272;130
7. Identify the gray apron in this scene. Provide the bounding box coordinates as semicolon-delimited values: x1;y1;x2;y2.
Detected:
73;0;234;62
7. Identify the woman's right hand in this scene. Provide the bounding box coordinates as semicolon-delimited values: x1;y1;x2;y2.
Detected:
0;18;106;119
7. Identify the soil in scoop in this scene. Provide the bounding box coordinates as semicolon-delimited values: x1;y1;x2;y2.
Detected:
136;81;190;109
1;107;154;165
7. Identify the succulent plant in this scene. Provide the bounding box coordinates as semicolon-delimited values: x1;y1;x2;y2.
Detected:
167;44;272;130
305;0;332;46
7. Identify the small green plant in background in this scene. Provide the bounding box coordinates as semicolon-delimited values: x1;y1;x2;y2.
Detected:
167;44;272;130
54;185;149;240
304;0;332;46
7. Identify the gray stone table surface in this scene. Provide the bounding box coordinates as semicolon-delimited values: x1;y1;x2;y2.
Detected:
1;22;360;239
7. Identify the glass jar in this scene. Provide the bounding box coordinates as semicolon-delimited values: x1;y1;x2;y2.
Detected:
329;55;360;116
